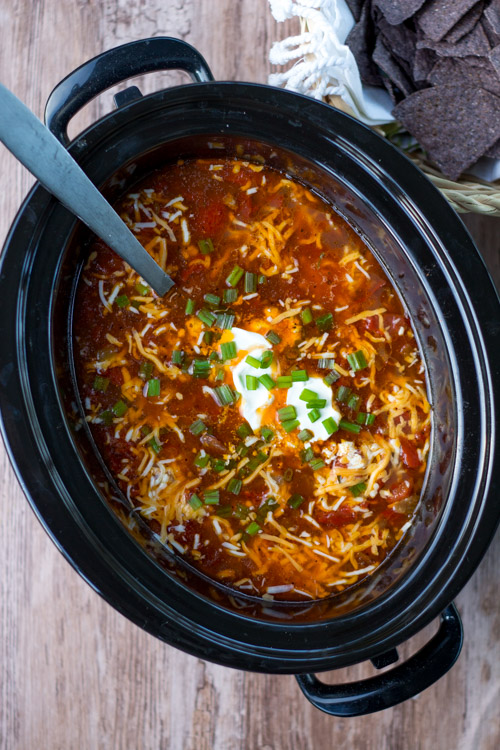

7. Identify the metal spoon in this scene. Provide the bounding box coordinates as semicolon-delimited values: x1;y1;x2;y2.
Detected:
0;83;174;296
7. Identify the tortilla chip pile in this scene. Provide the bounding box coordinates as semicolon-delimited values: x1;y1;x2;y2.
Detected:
345;0;500;179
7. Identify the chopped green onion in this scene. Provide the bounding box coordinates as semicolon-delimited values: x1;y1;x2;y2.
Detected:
324;370;340;385
193;359;211;378
356;412;376;426
147;378;160;397
226;265;244;287
100;410;113;426
141;425;152;436
203;331;215;345
211;458;226;472
246;374;258;390
301;307;313;325
148;436;161;454
247;452;267;472
347;349;368;371
216;312;235;330
347;393;361;410
203;293;220;308
300;388;318;402
93;376;109;393
197;308;216;327
350;482;367;497
309;457;326;470
216;505;233;518
115;294;129;308
260;350;273;368
203;489;220;505
283;468;294;481
301;447;314;463
189;494;203;510
316;312;333;331
220;341;237;361
214;384;235;406
260;426;274;442
277;375;292;388
322;416;338;435
185;298;195;315
194;451;210;468
236;422;253;439
130;300;142;310
189;419;207;436
215;368;225;381
244;272;257;293
298;429;313;441
266;330;281;345
317;358;333;368
256;497;278;522
308;409;321;423
246;521;260;536
291;370;308;382
339;419;362;434
258;274;266;284
288;493;305;509
245;354;261;368
306;398;327;409
282;419;299;433
336;385;352;403
236;441;249;457
278;405;297;422
258;374;275;390
234;503;249;519
139;362;153;380
198;238;214;255
223;288;238;304
112;400;128;418
135;282;149;296
172;349;185;365
228;478;242;495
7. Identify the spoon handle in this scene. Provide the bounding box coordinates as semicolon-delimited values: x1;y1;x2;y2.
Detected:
0;83;173;296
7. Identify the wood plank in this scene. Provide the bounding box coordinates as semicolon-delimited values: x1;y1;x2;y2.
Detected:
0;2;498;749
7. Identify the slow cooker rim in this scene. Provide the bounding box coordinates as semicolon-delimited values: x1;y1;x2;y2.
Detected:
0;80;498;673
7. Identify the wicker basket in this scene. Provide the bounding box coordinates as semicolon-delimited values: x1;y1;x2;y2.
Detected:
300;19;500;217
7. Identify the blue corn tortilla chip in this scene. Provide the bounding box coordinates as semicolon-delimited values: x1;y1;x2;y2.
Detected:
489;43;500;75
373;0;426;26
428;56;500;96
346;2;384;86
417;20;490;57
393;84;500;179
444;1;484;44
486;137;500;157
485;0;500;34
373;35;416;100
377;15;417;63
345;0;365;22
412;47;438;81
417;0;479;42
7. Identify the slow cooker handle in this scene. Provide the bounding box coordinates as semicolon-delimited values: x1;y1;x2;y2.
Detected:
44;37;214;145
295;604;463;717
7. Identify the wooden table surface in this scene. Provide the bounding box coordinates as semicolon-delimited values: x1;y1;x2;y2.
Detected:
0;2;499;748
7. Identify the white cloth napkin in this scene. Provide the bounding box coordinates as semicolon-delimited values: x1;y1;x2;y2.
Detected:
268;0;500;181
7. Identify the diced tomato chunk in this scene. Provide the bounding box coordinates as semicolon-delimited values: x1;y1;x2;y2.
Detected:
389;478;414;502
400;438;421;469
107;367;123;386
195;202;228;236
315;507;357;528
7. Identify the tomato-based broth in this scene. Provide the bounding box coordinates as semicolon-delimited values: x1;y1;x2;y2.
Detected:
73;156;430;601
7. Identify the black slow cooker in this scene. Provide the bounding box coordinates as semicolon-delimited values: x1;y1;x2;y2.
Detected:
0;38;498;717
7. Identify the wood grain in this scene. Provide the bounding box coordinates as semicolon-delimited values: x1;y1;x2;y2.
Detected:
0;2;499;749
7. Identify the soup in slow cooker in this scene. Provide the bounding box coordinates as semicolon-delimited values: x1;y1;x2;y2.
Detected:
73;153;430;601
